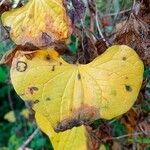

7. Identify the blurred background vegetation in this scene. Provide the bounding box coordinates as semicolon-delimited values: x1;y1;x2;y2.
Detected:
0;0;150;150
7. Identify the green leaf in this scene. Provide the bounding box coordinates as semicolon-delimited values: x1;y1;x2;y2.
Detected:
141;101;150;112
0;67;7;82
144;66;150;79
0;147;9;150
8;135;23;150
104;143;111;150
111;120;126;137
67;35;79;54
128;137;150;144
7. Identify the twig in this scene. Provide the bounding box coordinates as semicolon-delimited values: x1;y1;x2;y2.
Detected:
139;125;147;135
132;0;137;10
7;85;14;111
0;0;5;6
102;9;131;17
90;131;143;144
18;128;39;150
106;0;113;14
94;2;109;46
108;118;119;124
113;0;120;19
95;11;104;39
104;132;143;140
132;0;141;15
7;82;18;119
87;0;95;32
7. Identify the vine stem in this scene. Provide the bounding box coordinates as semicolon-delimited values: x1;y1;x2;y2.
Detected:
18;128;39;150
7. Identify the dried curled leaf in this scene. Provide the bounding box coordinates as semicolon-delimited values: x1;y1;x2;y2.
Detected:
115;13;150;65
35;112;87;150
10;45;144;132
0;0;11;14
1;0;72;47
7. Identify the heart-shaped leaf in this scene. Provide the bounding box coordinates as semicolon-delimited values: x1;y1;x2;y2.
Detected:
10;45;144;132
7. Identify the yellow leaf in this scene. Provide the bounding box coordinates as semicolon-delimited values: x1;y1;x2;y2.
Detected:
35;112;87;150
10;45;144;132
4;111;16;122
99;144;106;150
1;0;72;47
20;108;29;119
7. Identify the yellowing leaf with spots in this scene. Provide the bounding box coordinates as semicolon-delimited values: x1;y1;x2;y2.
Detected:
1;0;72;47
10;45;144;132
35;112;87;150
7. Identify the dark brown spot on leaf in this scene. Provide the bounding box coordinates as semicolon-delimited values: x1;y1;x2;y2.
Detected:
45;55;51;60
24;42;35;47
16;61;27;72
32;87;39;91
33;99;40;104
29;14;33;18
51;65;55;71
21;27;25;32
54;119;81;133
46;97;51;101
125;85;132;92
54;105;99;132
122;57;127;61
59;62;62;66
24;53;35;60
77;73;81;80
28;87;39;95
